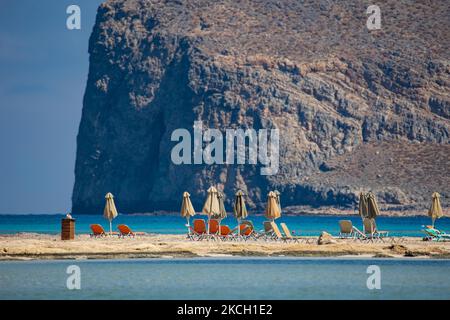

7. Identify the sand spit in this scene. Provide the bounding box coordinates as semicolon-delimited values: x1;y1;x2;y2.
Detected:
0;233;449;261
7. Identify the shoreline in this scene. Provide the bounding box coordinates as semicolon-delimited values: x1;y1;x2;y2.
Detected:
0;210;445;217
1;233;449;261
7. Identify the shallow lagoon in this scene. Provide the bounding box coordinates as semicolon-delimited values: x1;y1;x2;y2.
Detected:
1;257;449;300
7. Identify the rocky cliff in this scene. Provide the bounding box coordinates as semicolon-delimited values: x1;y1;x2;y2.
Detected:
72;0;450;214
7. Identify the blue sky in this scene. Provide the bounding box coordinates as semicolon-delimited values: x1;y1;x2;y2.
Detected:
0;0;104;213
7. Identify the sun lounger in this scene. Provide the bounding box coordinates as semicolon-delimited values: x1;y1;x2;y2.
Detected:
280;223;309;243
372;219;389;239
236;222;255;241
208;219;220;234
239;220;261;240
90;224;118;237
208;219;221;239
218;225;237;241
423;226;450;242
188;219;207;240
352;225;368;241
338;220;376;241
338;220;355;239
262;221;277;240
270;222;290;242
117;224;146;238
90;224;107;237
363;218;389;242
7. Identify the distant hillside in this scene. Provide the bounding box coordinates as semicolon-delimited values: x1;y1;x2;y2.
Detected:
72;0;449;214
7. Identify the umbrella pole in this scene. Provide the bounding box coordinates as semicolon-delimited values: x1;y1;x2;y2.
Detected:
109;220;112;235
207;216;210;241
218;219;221;238
237;218;240;241
207;191;213;240
186;217;191;235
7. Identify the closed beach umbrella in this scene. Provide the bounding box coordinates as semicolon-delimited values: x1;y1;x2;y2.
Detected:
214;192;227;220
265;191;281;221
234;190;248;235
366;192;380;219
202;186;221;233
274;190;281;211
428;192;443;227
181;191;196;227
103;192;118;234
358;192;369;219
210;192;227;235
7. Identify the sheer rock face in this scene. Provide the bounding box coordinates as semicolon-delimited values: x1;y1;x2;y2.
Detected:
72;0;450;214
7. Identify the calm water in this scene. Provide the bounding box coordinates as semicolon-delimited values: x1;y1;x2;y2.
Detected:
0;257;449;299
0;214;449;237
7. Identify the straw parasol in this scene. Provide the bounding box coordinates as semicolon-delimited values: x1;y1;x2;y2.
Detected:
233;190;248;236
366;192;380;219
265;191;281;221
428;192;443;227
202;186;221;233
209;192;227;235
358;192;369;219
103;192;118;234
214;192;227;220
180;191;196;228
274;190;281;211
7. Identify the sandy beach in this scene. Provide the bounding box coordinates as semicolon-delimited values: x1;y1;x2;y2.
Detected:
1;233;449;261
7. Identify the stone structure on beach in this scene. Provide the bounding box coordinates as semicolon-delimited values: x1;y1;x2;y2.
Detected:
72;0;450;214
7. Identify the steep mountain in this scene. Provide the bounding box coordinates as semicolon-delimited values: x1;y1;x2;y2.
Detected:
72;0;450;214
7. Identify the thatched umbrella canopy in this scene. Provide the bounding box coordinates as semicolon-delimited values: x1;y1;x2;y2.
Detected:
265;191;281;221
181;191;196;226
233;190;248;221
428;192;444;227
358;192;369;219
213;191;227;221
234;190;248;237
103;192;118;234
366;192;380;219
202;186;221;234
274;190;281;211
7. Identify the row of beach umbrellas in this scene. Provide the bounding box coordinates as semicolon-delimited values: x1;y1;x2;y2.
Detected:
101;190;444;235
181;187;282;232
359;191;444;227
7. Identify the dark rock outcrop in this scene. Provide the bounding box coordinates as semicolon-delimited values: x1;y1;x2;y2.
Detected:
72;0;450;214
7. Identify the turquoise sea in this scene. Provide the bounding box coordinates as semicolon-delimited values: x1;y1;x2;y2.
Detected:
0;257;450;299
0;214;449;237
1;215;450;300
